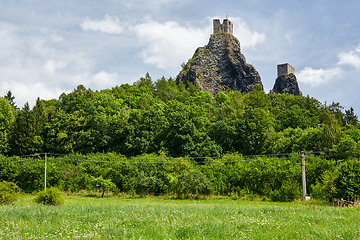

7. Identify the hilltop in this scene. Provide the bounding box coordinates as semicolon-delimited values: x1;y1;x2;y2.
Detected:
176;31;262;95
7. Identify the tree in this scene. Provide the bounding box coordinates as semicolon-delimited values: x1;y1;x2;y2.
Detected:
244;84;269;110
237;107;274;155
0;98;15;154
4;90;17;110
172;170;213;198
154;77;178;103
134;73;154;93
89;176;117;197
8;102;43;155
345;107;358;125
327;102;345;126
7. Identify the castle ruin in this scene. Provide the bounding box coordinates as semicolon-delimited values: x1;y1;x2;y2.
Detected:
213;19;233;35
277;63;295;77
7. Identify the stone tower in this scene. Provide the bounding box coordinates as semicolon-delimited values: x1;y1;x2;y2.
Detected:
272;63;301;96
213;19;233;35
177;21;262;96
277;63;295;77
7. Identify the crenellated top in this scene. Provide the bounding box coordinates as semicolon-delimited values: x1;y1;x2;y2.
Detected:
213;19;233;35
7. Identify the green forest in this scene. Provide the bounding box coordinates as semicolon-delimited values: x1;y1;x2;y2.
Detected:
1;73;360;201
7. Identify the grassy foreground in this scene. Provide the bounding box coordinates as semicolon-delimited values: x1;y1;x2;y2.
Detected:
0;194;359;239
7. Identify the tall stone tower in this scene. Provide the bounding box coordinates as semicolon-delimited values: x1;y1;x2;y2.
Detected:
213;19;233;35
277;63;295;77
177;19;263;96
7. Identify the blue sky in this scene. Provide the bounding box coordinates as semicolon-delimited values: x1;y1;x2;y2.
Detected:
1;0;360;114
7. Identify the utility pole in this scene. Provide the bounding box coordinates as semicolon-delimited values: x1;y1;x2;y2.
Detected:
44;153;47;190
299;151;306;198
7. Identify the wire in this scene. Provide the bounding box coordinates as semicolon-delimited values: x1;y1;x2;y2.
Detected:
0;158;39;164
0;144;359;165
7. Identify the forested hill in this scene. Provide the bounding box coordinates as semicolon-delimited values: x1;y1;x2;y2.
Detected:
1;73;359;157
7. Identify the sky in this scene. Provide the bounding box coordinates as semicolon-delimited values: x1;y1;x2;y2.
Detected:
1;0;360;114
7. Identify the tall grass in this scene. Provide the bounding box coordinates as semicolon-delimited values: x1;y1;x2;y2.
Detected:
0;195;359;239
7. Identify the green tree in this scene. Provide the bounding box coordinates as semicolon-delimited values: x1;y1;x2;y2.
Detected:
172;170;213;198
89;176;117;197
345;107;358;125
0;98;15;154
154;77;178;103
326;102;346;126
4;90;17;110
8;102;43;155
134;73;154;93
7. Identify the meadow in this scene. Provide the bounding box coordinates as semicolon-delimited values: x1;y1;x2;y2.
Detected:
0;194;359;239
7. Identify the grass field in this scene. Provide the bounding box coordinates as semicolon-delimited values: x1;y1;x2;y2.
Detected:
0;194;359;239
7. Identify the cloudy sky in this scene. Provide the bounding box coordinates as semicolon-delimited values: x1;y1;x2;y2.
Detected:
1;0;360;113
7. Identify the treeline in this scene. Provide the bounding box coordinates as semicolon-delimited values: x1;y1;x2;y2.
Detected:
1;153;360;201
0;73;359;157
1;73;360;201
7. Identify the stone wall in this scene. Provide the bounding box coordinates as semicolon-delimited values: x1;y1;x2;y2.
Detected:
277;63;295;77
213;19;233;35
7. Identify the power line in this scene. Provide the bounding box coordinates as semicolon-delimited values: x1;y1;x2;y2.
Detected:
0;146;358;165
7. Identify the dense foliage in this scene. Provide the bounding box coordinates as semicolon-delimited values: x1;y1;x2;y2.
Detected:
33;187;65;205
0;180;20;204
0;74;360;201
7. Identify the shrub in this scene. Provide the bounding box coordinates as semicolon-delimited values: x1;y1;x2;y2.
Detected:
312;159;360;201
311;171;337;201
333;159;360;200
33;187;65;205
270;180;301;202
89;176;117;197
173;170;213;198
0;181;20;204
230;192;239;200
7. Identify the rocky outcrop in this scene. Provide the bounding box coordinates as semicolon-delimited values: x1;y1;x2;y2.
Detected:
271;73;302;96
176;32;262;95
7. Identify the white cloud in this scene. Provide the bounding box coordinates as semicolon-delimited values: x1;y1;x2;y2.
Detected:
81;15;124;34
298;45;360;87
0;22;120;107
90;71;119;88
338;45;360;69
44;60;68;74
132;17;210;70
231;18;266;49
41;28;64;42
81;15;266;71
297;67;342;86
285;34;291;45
0;81;65;107
118;0;177;9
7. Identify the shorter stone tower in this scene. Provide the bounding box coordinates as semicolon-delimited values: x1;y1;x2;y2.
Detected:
277;63;295;77
213;19;233;35
272;63;301;96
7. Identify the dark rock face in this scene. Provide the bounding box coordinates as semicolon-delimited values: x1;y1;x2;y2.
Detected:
176;32;262;95
271;73;302;96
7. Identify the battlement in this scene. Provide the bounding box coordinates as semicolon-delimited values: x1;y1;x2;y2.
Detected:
277;63;295;77
213;19;233;35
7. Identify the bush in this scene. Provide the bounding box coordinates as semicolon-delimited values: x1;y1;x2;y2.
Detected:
89;176;117;198
312;159;360;201
33;187;65;205
230;192;239;200
270;180;301;202
173;170;213;198
0;181;20;204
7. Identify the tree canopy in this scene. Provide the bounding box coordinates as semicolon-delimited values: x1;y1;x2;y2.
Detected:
0;73;358;157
